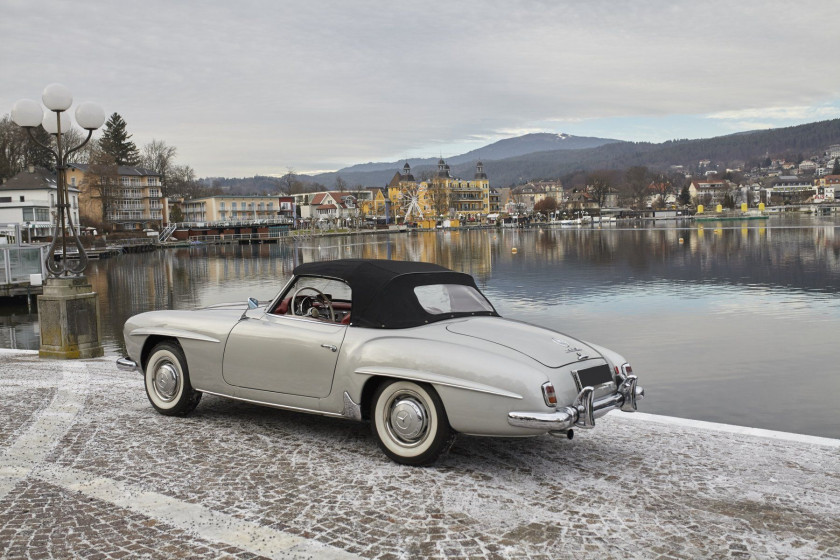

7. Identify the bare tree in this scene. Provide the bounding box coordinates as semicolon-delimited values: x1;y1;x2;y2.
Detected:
169;164;204;198
1;115;54;179
534;196;558;214
334;175;348;192
649;173;673;208
585;170;616;208
141;139;177;196
279;167;305;195
79;148;119;230
426;179;451;218
624;166;650;209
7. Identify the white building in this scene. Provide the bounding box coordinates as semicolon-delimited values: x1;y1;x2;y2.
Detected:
293;191;366;220
0;166;80;240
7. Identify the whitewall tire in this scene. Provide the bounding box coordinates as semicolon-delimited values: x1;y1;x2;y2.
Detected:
144;342;201;416
371;380;453;465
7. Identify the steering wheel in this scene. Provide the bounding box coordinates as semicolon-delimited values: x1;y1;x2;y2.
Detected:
290;286;335;322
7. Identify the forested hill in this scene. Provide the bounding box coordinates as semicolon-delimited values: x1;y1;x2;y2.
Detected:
303;119;840;188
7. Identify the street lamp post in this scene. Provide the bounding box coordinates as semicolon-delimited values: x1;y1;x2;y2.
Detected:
11;84;106;359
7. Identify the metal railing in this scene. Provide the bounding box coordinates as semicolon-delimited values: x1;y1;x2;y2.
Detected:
159;224;177;243
188;231;291;243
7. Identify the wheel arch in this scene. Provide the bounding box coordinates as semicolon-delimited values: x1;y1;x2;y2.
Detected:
141;335;182;370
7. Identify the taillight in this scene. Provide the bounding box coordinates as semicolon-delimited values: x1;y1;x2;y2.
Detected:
542;382;557;407
615;363;633;380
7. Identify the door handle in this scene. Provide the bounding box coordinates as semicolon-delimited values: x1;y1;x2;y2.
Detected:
321;344;337;352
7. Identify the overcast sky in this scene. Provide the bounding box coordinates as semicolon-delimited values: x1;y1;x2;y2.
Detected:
3;0;839;178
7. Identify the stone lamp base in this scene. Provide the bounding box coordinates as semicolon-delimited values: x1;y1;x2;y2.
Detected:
38;276;104;359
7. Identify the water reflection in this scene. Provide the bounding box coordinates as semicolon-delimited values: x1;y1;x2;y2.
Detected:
2;216;839;438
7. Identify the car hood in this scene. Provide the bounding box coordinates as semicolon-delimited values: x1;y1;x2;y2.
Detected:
445;317;600;368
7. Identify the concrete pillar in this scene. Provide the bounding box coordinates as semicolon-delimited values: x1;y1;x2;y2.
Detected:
38;276;104;359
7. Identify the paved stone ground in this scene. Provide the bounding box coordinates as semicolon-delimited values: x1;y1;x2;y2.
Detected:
1;349;839;560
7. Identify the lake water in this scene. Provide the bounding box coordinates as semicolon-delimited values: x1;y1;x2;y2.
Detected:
3;214;840;439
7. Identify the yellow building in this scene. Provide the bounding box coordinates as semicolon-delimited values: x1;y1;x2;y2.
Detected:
66;163;163;230
180;195;286;224
359;188;388;219
387;160;491;222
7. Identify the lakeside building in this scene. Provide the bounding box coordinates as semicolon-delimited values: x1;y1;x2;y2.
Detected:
504;181;563;215
65;164;162;231
177;195;294;224
562;191;599;213
387;160;491;222
0;166;80;240
292;191;372;221
688;178;731;204
358;188;387;220
813;175;840;202
765;176;816;203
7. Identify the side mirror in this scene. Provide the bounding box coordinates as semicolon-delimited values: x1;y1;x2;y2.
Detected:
247;297;259;309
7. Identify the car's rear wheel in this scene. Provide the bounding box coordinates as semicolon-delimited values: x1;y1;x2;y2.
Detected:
371;380;453;465
144;342;201;416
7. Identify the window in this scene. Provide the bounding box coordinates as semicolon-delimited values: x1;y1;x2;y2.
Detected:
0;197;10;203
414;284;494;315
20;196;25;202
274;276;352;321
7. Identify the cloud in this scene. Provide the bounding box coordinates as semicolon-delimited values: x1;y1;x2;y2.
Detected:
3;0;840;177
707;105;840;122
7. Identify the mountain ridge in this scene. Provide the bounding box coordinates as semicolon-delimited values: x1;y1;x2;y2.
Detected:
301;119;840;188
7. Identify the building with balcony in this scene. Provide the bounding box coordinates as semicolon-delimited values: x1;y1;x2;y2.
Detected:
688;178;731;204
65;164;163;231
0;165;80;240
178;195;289;225
387;160;491;222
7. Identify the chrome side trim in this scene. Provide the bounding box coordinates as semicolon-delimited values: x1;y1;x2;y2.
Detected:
354;366;522;399
199;390;347;419
116;357;139;373
129;328;221;344
342;391;362;421
508;382;645;431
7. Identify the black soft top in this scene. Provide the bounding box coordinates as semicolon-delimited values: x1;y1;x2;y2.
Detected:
292;259;498;328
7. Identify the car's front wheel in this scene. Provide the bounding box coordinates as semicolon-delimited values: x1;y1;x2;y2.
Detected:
144;342;201;416
371;380;453;465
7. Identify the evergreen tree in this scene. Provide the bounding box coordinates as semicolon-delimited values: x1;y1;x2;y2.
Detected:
832;158;840;175
99;113;141;166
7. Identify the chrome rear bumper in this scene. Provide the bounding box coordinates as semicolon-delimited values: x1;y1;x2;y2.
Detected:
116;357;139;373
508;376;644;431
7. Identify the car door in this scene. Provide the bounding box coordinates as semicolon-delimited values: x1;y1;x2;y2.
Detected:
222;313;347;398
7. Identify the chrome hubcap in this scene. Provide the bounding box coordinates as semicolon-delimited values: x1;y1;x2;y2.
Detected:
387;394;428;444
153;362;180;402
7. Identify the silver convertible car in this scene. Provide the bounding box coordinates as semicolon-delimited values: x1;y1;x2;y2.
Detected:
118;259;644;465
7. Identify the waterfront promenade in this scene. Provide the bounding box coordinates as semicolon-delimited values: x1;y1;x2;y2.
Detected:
1;349;838;559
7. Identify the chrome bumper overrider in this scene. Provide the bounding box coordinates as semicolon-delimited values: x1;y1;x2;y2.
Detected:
116;357;140;373
508;375;644;431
